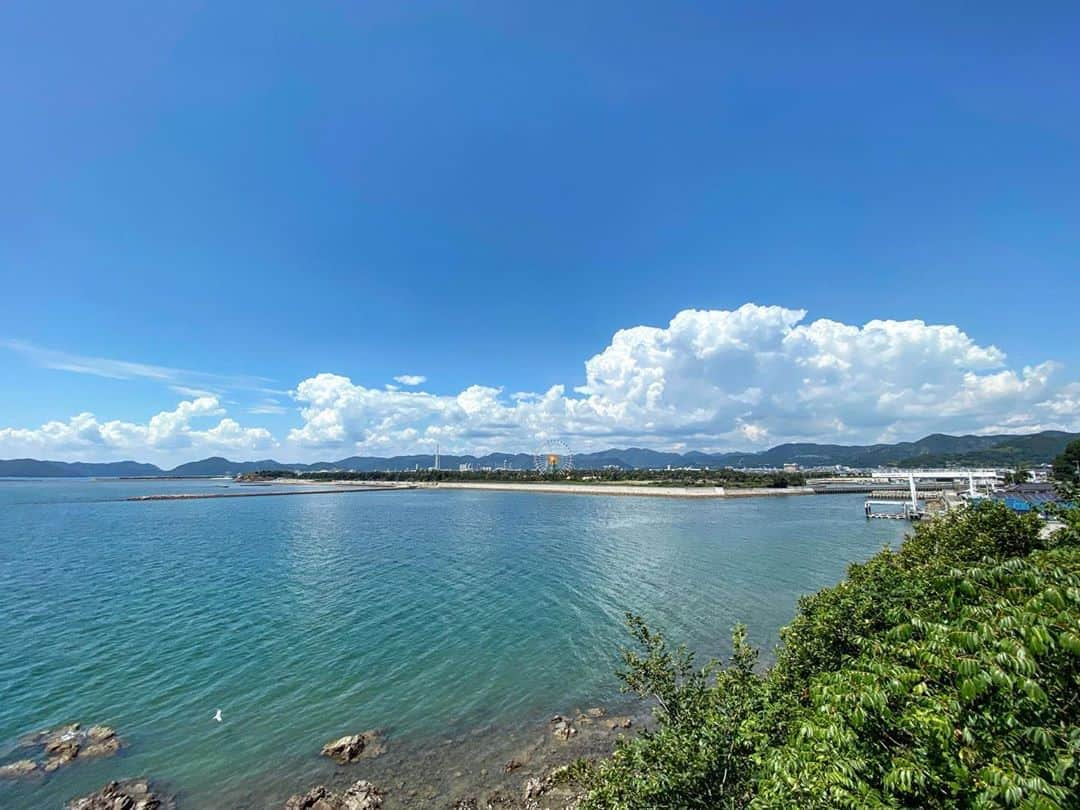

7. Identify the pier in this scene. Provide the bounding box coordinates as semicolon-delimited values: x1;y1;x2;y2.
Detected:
864;499;924;520
862;469;1002;520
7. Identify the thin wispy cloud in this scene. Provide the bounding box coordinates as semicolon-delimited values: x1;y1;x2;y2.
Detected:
2;340;277;393
249;398;288;415
171;385;219;398
393;374;427;386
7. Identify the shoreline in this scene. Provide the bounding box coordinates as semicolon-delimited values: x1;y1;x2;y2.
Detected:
225;479;818;499
127;479;820;502
1;698;652;809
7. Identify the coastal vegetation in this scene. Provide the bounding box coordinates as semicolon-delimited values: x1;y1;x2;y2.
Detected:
1052;439;1080;490
572;501;1080;808
237;467;808;489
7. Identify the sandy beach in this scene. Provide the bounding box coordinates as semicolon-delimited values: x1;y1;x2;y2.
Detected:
223;478;819;499
419;481;816;498
127;479;818;502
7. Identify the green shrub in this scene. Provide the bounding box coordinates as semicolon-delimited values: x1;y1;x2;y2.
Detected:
582;502;1080;809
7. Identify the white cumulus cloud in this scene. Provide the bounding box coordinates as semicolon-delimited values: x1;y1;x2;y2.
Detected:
0;396;276;464
3;305;1078;462
286;304;1079;455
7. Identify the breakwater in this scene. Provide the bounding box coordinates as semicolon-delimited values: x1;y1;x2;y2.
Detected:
126;484;414;501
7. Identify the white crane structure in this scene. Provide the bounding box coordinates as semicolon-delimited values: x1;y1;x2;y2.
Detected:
865;469;1002;519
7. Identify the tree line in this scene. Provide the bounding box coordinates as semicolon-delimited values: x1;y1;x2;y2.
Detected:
237;467;807;488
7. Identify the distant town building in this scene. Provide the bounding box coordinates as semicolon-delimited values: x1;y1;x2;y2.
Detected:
1030;464;1053;483
783;462;799;473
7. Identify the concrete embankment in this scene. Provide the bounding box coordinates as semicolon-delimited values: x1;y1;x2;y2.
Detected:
421;482;816;499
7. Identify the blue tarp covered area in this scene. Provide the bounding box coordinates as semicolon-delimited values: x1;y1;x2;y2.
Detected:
992;484;1063;513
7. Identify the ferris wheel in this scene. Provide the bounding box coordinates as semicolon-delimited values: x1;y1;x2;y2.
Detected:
533;438;574;474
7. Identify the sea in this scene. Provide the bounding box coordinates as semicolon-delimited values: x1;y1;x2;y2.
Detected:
0;478;907;808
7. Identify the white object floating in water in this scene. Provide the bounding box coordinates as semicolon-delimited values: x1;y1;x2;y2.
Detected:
213;709;222;723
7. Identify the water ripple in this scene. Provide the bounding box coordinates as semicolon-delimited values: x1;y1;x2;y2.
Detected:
0;481;906;808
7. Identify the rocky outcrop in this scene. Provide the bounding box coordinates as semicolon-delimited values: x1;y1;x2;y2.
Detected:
285;785;335;809
5;723;122;776
22;722;80;746
549;715;576;741
523;775;553;801
83;725;122;755
572;707;608;728
319;730;385;764
521;764;582;810
285;780;383;810
484;790;514;806
66;779;166;810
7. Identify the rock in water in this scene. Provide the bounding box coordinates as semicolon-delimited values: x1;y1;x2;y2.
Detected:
523;776;551;801
285;780;383;810
319;731;385;763
16;722;123;774
43;737;80;772
66;779;166;810
81;736;122;758
285;785;336;810
0;759;37;778
44;738;81;757
30;723;80;745
87;726;116;742
549;715;576;740
340;780;383;810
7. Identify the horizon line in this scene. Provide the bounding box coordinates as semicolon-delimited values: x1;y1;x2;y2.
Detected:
1;428;1076;470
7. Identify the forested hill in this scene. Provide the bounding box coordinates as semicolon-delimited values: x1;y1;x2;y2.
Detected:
0;459;163;477
722;430;1080;469
1;430;1076;477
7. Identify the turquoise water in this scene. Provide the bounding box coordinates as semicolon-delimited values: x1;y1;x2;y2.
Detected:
0;480;906;807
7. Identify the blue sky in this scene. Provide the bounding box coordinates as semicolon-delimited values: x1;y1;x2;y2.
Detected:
1;2;1078;465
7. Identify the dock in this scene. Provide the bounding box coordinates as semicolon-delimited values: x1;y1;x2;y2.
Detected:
864;499;924;520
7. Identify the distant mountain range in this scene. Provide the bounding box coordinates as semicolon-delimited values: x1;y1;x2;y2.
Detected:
1;430;1076;478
